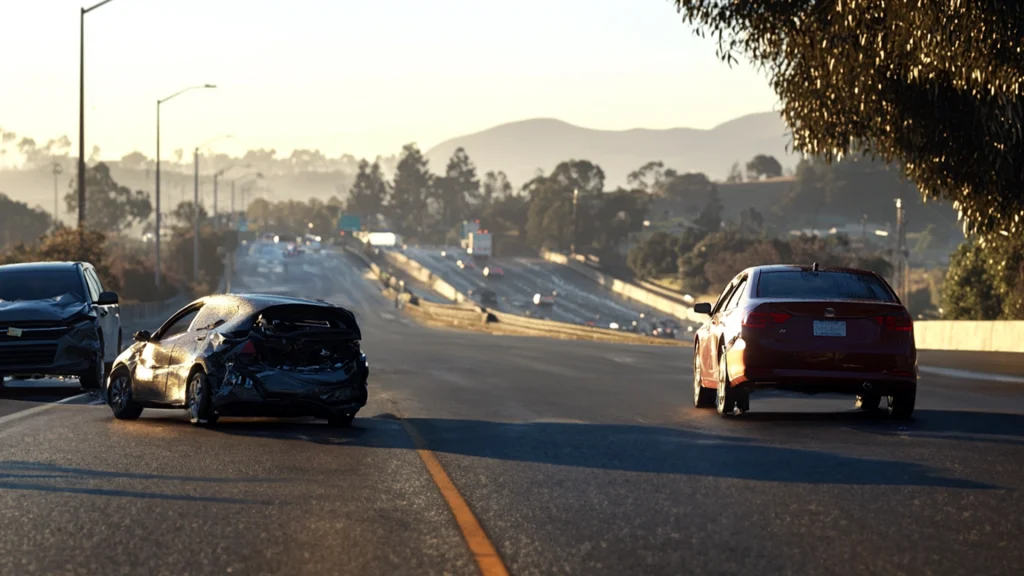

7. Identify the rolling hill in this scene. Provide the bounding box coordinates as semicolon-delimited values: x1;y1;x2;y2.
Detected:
424;111;796;189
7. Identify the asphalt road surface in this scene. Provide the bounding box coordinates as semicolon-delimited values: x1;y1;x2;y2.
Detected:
405;246;685;332
0;247;1021;575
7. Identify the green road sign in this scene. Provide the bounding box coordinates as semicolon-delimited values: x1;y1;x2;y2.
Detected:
338;215;361;231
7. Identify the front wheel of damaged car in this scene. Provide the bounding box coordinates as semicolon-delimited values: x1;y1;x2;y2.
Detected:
79;334;105;391
108;369;143;420
187;370;218;427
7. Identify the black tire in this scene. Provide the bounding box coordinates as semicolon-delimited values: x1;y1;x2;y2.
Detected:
693;349;715;408
327;412;355;428
106;329;123;375
855;393;882;411
716;351;739;417
888;386;916;420
187;370;218;427
79;332;105;391
107;368;144;420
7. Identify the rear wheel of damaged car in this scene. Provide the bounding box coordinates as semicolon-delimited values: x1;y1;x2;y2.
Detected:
108;367;143;420
187;369;218;427
79;332;105;391
887;385;916;420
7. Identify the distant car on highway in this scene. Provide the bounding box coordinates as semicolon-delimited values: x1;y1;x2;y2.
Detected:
482;265;503;278
0;261;122;391
106;294;369;427
533;292;556;306
456;259;475;270
478;288;499;307
692;264;917;419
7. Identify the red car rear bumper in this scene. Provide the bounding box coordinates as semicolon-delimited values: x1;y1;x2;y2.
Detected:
725;340;917;395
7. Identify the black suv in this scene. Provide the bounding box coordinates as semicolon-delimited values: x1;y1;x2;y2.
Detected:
0;262;121;390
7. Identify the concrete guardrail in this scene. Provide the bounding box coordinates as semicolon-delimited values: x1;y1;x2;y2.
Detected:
542;249;1024;354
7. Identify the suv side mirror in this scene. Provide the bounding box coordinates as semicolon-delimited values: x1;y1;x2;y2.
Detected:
96;291;119;305
133;330;152;342
694;302;713;315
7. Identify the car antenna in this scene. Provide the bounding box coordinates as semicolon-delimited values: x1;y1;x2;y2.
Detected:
812;262;819;271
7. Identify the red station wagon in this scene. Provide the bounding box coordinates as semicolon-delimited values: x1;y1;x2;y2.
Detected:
692;264;917;419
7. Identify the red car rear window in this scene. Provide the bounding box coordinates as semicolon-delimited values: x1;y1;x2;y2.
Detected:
757;271;896;302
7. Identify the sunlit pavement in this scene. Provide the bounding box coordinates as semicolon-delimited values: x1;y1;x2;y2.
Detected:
0;248;1020;575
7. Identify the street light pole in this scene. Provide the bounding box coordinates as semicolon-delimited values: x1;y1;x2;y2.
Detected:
193;147;200;284
571;188;579;254
153;83;216;288
52;162;63;230
77;0;119;229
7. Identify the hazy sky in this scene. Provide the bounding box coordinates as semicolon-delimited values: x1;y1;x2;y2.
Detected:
1;0;778;162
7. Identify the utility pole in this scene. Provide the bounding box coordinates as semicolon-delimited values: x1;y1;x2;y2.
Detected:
52;161;63;230
893;198;909;303
231;180;236;228
212;171;220;224
193;147;200;284
154;101;161;287
573;186;581;253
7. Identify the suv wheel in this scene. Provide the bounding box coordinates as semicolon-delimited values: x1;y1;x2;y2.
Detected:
79;333;105;391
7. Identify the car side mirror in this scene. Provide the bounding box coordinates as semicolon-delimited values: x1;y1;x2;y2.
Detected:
694;302;713;315
133;330;152;342
96;291;119;305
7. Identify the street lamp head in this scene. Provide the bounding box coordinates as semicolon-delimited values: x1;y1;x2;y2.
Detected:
204;84;217;89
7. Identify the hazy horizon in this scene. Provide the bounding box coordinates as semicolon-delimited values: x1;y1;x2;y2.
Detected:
1;0;777;163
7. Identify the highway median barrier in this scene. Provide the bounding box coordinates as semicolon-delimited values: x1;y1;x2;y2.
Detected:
540;249;705;324
400;297;684;346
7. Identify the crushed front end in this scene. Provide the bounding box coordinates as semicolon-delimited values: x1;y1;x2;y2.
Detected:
207;307;369;419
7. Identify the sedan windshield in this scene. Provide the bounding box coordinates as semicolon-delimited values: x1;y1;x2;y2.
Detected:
0;268;86;301
757;271;896;302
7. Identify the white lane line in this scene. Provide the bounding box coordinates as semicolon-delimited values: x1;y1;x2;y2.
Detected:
380;312;396;321
919;366;1024;384
0;393;89;427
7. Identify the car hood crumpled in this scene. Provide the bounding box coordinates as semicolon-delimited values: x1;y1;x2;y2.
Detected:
0;294;91;323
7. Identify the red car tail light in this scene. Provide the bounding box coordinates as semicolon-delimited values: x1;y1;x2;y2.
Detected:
876;312;913;332
742;311;791;328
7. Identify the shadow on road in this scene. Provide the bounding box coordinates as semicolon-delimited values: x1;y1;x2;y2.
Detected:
202;410;1006;490
0;461;274;504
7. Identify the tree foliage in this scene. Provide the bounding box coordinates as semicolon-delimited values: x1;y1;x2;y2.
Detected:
694;187;723;232
672;0;1024;236
0;193;51;250
941;234;1024;320
64;162;152;233
481;170;513;204
745;154;782;179
390;144;433;239
433;147;480;238
346;159;390;220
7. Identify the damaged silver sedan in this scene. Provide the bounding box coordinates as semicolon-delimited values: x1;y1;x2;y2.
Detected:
105;294;369;427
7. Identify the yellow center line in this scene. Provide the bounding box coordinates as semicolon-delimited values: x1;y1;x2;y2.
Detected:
399;419;510;576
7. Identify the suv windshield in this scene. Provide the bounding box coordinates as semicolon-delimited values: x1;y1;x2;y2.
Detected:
757;271;896;302
0;268;86;301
